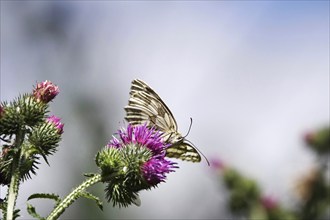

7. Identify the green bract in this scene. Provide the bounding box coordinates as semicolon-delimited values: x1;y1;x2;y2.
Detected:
96;145;152;207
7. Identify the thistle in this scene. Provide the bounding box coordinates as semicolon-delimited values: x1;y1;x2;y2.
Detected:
0;80;62;220
42;124;178;220
96;124;178;207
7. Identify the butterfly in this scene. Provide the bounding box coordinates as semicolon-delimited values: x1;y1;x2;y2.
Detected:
125;79;208;164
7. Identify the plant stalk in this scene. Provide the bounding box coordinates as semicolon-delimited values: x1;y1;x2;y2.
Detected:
6;169;20;220
6;130;25;220
46;174;102;220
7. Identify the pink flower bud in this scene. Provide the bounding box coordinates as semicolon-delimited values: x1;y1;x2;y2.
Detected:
47;115;64;134
33;80;59;103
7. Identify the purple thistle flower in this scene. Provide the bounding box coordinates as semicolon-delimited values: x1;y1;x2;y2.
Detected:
142;157;178;186
107;124;177;186
47;115;64;134
33;80;59;103
108;124;167;156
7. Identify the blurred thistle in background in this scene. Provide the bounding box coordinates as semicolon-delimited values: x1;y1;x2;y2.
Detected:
211;126;329;220
1;0;329;219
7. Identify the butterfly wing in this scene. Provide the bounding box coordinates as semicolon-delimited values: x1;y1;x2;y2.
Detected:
166;140;202;163
125;79;202;163
125;79;178;135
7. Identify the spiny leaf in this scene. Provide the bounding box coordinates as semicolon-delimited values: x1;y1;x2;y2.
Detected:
27;203;44;220
79;191;103;211
19;154;40;182
28;193;61;207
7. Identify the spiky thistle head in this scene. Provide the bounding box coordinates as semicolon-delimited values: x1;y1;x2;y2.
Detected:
96;124;178;207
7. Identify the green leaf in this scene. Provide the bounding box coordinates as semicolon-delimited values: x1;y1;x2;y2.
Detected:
79;191;103;211
28;193;61;207
27;203;44;220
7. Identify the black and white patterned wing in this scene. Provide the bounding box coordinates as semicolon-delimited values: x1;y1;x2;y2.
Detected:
166;141;202;163
125;79;178;136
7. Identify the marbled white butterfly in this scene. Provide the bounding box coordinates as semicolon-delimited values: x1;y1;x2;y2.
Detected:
125;79;208;164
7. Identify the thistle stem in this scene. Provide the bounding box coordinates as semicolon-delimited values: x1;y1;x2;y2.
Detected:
6;168;20;220
6;130;25;220
46;174;102;220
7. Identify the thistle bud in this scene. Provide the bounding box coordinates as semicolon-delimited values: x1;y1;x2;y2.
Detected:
47;115;64;134
20;95;48;127
33;80;59;103
28;115;63;156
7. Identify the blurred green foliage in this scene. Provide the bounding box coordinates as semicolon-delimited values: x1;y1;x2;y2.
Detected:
215;126;330;220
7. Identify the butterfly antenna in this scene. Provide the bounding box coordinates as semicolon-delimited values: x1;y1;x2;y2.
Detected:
183;117;193;138
183;118;210;166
